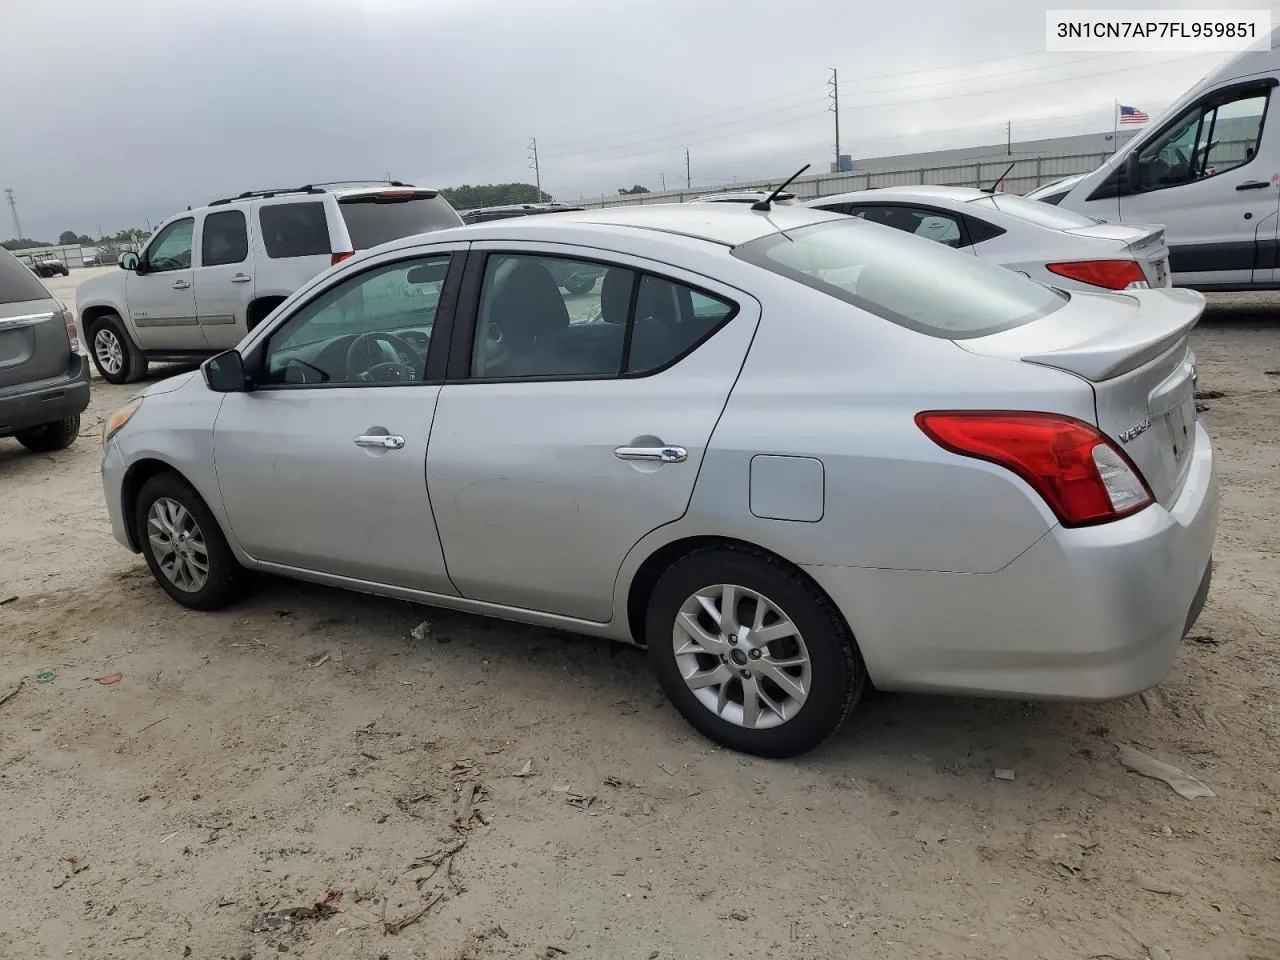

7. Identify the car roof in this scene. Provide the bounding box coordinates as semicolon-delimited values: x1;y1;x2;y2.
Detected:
806;185;993;207
690;191;797;203
409;201;842;249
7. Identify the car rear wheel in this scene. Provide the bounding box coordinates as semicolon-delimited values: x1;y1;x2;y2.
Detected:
135;472;247;610
89;313;147;384
15;415;80;452
646;546;865;758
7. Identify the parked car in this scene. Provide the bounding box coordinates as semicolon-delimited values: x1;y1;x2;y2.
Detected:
0;247;90;453
689;190;798;204
1037;28;1280;291
76;181;462;384
27;257;69;278
100;203;1215;758
802;186;1171;291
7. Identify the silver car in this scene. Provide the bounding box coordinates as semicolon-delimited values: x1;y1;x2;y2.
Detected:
100;204;1217;757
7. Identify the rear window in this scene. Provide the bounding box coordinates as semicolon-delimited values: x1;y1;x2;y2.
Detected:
0;249;51;304
969;193;1101;229
259;201;331;259
733;219;1066;340
339;193;462;249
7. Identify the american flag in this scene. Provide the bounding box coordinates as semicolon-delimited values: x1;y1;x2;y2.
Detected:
1119;105;1149;125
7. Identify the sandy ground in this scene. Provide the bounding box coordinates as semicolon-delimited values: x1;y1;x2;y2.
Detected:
0;273;1277;960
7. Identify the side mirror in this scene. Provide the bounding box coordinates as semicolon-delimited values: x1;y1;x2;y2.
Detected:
203;350;248;393
119;252;140;271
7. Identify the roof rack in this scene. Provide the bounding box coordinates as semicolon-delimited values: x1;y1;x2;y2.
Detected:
206;180;417;207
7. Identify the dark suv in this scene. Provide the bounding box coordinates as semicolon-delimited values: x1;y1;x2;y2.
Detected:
0;247;90;452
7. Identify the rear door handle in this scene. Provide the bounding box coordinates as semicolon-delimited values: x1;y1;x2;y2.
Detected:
614;445;687;463
354;434;405;450
172;279;191;289
1236;180;1270;190
230;274;251;283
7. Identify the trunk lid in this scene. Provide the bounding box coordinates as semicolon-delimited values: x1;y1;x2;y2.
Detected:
956;288;1205;507
1062;221;1171;288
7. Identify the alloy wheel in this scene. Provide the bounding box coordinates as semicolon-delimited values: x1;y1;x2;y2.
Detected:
94;328;123;376
147;497;209;593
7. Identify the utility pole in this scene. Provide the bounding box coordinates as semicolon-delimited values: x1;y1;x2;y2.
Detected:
1006;120;1012;157
660;172;666;191
528;138;541;201
4;188;23;241
828;68;841;171
685;148;691;189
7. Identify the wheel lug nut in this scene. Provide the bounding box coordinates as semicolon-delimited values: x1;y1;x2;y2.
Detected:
728;636;737;646
742;670;752;679
748;648;762;660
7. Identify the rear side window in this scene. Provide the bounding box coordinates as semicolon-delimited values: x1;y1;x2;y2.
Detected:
201;210;248;266
259;201;330;259
0;249;50;303
339;193;463;250
734;219;1065;340
969;194;1101;230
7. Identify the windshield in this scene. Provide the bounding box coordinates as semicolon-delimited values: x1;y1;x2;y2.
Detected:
733;219;1066;339
339;193;463;249
970;193;1101;229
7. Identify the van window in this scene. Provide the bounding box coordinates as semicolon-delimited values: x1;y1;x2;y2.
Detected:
1134;88;1269;191
259;202;331;259
734;219;1065;340
339;193;463;249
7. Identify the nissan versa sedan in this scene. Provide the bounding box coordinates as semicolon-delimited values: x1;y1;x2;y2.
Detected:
99;203;1216;758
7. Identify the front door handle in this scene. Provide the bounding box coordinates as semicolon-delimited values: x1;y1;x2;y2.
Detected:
230;273;251;283
171;279;191;289
1236;180;1270;190
614;444;687;463
354;434;405;450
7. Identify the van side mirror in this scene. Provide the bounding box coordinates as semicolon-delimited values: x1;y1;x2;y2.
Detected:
203;350;248;392
119;252;139;271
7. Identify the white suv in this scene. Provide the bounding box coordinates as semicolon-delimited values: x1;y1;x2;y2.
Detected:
77;182;462;383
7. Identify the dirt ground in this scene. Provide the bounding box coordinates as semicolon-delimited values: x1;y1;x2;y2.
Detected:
1;275;1277;960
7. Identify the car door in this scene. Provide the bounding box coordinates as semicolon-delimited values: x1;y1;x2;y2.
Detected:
211;248;462;593
125;217;202;350
1115;81;1280;287
426;244;758;623
194;208;254;350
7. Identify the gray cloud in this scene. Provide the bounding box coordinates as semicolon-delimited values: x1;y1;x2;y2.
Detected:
2;0;1255;238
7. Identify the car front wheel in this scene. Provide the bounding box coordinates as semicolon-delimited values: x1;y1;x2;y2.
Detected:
135;472;247;610
15;415;80;452
89;313;148;384
646;546;866;758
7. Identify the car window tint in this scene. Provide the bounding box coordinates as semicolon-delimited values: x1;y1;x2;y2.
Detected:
471;255;625;379
262;256;448;386
734;219;1065;340
850;206;963;247
145;218;194;273
259;201;331;258
0;249;51;303
201;210;248;266
338;193;461;249
626;277;735;374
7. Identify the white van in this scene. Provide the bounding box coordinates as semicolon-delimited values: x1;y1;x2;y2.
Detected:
1028;32;1280;291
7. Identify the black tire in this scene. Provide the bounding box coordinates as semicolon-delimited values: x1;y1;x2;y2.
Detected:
88;313;148;384
15;415;80;452
647;546;865;758
134;471;247;610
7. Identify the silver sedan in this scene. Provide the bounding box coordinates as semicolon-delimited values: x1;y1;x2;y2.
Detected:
99;203;1217;757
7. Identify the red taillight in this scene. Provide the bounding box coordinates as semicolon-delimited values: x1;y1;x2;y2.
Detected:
915;411;1153;527
331;251;355;266
58;301;81;354
1045;259;1148;290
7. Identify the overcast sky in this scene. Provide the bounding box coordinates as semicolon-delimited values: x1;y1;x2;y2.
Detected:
3;0;1270;240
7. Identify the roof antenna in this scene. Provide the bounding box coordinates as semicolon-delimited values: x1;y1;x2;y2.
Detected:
982;161;1016;194
752;164;810;210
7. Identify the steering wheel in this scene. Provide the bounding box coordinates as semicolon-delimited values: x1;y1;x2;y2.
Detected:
345;331;418;383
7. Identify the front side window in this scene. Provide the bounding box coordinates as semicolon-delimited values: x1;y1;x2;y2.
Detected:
734;219;1065;340
259;201;331;259
1134;88;1269;192
201;210;248;266
144;218;194;273
469;254;736;380
848;205;964;248
261;256;449;386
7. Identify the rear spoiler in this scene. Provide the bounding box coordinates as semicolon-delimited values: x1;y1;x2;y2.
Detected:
1022;289;1205;382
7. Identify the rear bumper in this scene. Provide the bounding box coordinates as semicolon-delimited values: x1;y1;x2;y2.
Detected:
0;354;91;436
805;422;1218;700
